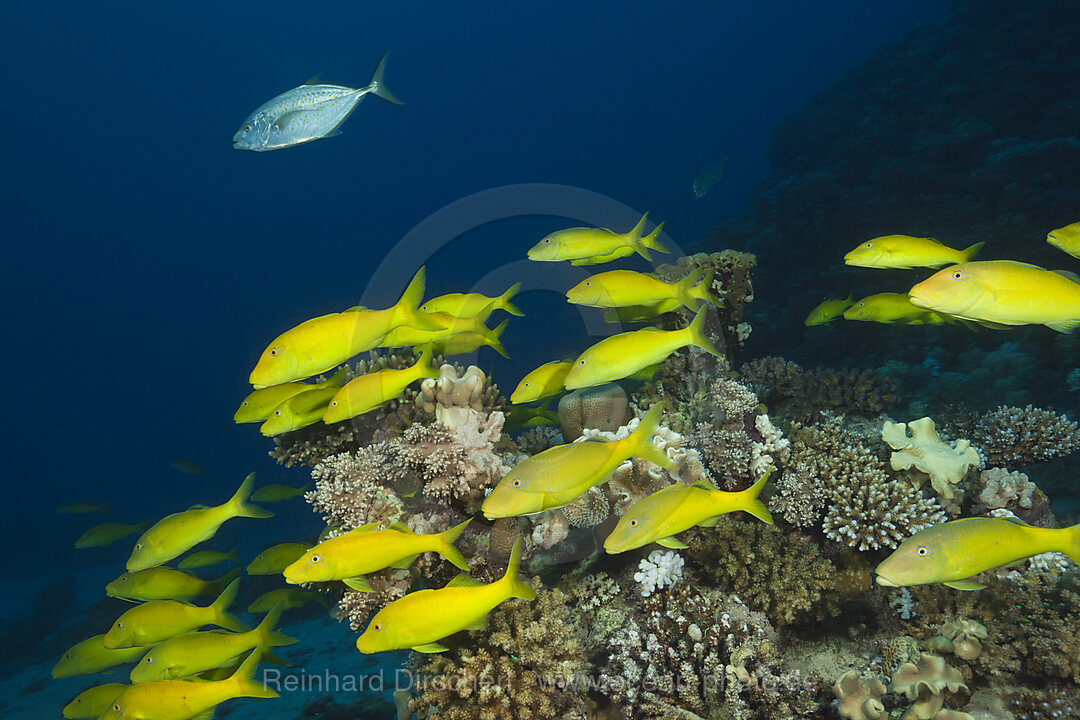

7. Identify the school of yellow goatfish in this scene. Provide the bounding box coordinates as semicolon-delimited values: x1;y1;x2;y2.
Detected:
52;215;1080;719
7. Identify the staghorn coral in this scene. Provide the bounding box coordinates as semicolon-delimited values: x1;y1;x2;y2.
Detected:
685;516;837;627
306;447;407;530
882;417;981;505
740;357;898;423
824;472;947;551
408;580;588;720
940;404;1080;469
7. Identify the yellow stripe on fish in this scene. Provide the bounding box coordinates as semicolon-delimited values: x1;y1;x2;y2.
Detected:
875;516;1080;590
234;368;347;423
909;260;1080;333
284;519;471;588
1047;221;1080;259
127;474;273;572
843;234;984;269
249;266;442;389
355;539;534;654
804;294;855;326
566;268;721;312
323;344;438;423
510;360;573;404
527;212;670;265
130;606;297;682
842;292;951;325
563;305;721;389
482;404;675;519
246;542;313;575
420;282;524;318
106;566;240;602
604;471;774;554
104;579;248;649
99;648;277;720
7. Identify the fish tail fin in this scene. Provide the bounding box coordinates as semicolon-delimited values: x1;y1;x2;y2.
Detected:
414;343;439;379
367;53;403;105
625;404;677;471
487;319;511;358
499;282;525;316
255;605;299;647
641;220;670;255
437;518;472;571
685;305;723;359
228;473;275;520
961;241;985;262
133;519;152;532
393;267;444;331
734;468;774;524
231;648;279;699
322;366;350;388
674;268;705;310
210;567;243;595
1064;523;1080;565
624;212;655;261
501;539;536;601
211;579;249;632
225;548;239;562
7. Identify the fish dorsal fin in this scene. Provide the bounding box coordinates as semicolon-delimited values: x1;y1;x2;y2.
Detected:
348;522;380;533
1053;269;1080;284
303;75;322;85
411;642;449;653
689;478;717;491
187;504;209;510
445;573;483;589
387;522;414;534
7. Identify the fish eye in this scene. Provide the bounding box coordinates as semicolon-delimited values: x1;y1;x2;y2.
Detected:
311;555;321;563
114;705;121;712
511;479;523;488
628;519;638;527
865;242;872;248
330;400;338;407
373;623;382;631
145;656;153;663
134;543;141;549
116;622;123;628
274;409;282;416
952;271;963;279
243;123;253;132
269;347;280;356
916;546;929;556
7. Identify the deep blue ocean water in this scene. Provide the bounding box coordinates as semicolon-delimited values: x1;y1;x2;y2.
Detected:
3;1;950;580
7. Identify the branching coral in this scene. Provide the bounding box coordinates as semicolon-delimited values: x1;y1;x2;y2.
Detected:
939;404;1080;469
408;580;588;720
685;517;838;627
740;357;898;423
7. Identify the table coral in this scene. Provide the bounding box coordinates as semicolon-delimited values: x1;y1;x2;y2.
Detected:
882;417;981;504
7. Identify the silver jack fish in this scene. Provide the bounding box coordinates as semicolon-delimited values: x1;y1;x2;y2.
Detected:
233;53;402;152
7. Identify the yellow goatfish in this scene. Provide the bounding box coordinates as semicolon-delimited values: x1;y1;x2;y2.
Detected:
377;305;500;348
420;282;524;318
99;648;277;720
843;235;984;269
130;606;297;682
246;542;313;575
1047;221;1080;258
563;306;721;389
876;516;1080;591
604;472;773;554
482;404;675;519
527;212;670;265
355;539;534;654
509;360;572;404
602;300;682;324
433;318;510;358
126;474;272;572
63;683;128;719
234;368;347;423
804;294;855;326
843;293;950;325
323;344;438;423
75;520;150;549
504;400;560;432
566;268;720;312
251;481;312;502
52;635;148;679
259;384;339;436
249;266;442;388
247;587;329;614
909;260;1080;332
106;567;240;602
284;519;471;589
178;549;238;570
104;580;247;649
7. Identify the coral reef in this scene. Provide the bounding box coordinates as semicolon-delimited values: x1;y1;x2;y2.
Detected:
882;417;981;506
942;404;1080;470
740;357;897;423
556;382;632;441
417;364;506;428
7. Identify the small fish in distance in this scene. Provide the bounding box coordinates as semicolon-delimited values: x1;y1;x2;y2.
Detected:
233;53;402;151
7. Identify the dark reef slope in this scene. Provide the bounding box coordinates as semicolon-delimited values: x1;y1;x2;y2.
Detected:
708;0;1080;350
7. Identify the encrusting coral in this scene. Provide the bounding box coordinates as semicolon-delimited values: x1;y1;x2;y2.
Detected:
882;417;981;506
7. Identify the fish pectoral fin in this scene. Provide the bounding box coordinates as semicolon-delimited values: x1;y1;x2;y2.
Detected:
1046;318;1080;333
463;616;487;631
388;554;419;570
696;516;720;528
411;642;450;653
343;576;374;592
445;573;484;589
191;710;215;720
655;536;690;549
943;579;987;591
